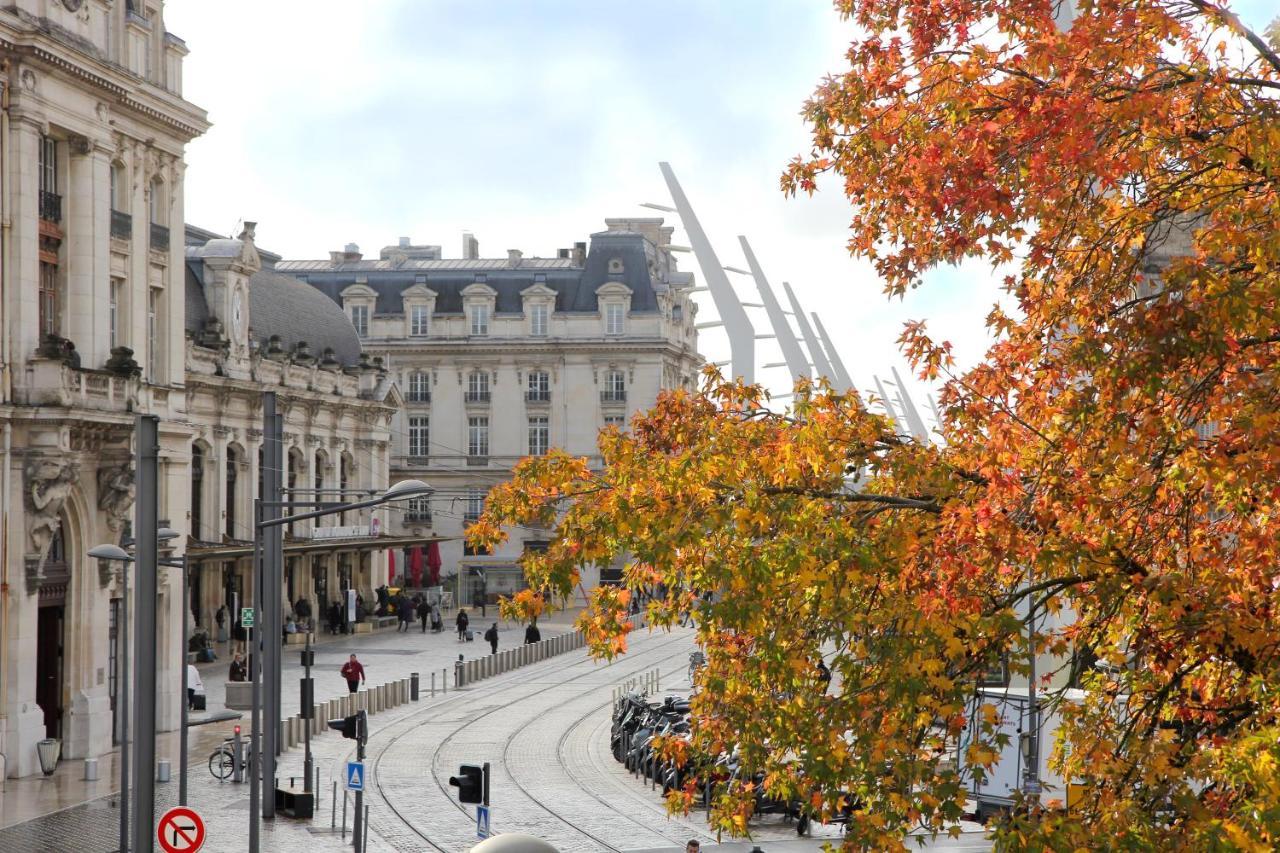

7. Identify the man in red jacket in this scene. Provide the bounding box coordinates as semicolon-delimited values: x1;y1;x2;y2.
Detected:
340;654;365;694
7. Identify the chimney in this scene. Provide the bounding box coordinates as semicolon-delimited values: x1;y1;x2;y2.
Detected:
557;248;570;259
399;236;411;248
572;241;587;266
507;249;523;268
341;242;362;262
463;232;479;260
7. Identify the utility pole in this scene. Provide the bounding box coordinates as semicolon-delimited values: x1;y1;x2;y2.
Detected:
352;711;367;850
262;392;282;817
132;415;159;853
248;497;262;852
302;634;314;794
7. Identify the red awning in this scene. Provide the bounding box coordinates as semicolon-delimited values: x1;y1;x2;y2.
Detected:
426;541;442;587
409;546;424;588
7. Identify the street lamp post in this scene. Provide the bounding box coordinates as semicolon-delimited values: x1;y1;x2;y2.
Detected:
245;475;434;851
88;543;134;853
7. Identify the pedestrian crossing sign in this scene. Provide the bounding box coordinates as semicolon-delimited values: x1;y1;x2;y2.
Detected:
476;804;490;839
346;760;365;791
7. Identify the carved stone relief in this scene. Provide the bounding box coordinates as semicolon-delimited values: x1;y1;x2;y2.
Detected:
97;462;135;532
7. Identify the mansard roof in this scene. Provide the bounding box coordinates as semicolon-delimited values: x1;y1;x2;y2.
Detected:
276;230;668;317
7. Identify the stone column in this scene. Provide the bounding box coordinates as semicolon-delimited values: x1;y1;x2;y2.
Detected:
63;137;110;366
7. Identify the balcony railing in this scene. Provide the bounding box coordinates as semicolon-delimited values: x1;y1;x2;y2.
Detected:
407;390;431;403
464;391;491;403
466;455;489;467
110;210;133;240
404;512;433;524
525;390;551;403
600;390;627;404
463;513;481;525
39;191;62;223
149;222;170;251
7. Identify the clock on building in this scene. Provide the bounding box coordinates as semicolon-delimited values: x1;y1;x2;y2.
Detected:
61;0;84;10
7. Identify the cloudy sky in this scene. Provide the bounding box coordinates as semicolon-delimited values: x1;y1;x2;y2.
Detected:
165;0;1277;412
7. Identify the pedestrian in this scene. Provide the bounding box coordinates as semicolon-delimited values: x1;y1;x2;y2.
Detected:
215;604;227;635
417;597;430;633
228;652;247;683
186;662;205;710
401;594;414;632
484;622;499;655
524;621;541;644
341;653;366;694
685;841;701;853
456;608;469;642
431;601;443;633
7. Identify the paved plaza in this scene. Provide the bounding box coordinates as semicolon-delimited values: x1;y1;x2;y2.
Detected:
0;618;990;852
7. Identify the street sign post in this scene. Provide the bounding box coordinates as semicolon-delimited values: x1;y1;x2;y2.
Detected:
240;607;254;628
476;805;490;839
157;806;206;853
346;760;365;792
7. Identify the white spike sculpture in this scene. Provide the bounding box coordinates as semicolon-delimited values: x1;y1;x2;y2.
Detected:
873;376;902;425
810;313;854;394
782;282;835;383
739;237;809;382
890;366;931;441
660;163;755;385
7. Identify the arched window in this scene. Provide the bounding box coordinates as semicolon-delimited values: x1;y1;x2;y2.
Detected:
191;444;204;541
339;453;351;525
225;446;239;538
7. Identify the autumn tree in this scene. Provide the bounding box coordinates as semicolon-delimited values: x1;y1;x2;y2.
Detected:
474;0;1280;849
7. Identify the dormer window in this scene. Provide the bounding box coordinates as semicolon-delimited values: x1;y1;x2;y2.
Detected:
462;281;497;337
521;281;556;338
341;283;377;340
530;303;548;336
410;305;430;336
596;282;633;337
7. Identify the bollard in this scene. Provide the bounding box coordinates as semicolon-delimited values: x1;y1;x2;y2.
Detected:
84;758;99;781
342;789;348;839
443;667;448;693
455;657;464;689
411;672;420;701
656;668;660;692
331;781;338;828
156;759;171;783
430;671;436;697
363;804;370;853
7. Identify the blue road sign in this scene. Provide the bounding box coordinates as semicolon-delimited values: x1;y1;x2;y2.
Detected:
476;805;490;839
346;760;365;792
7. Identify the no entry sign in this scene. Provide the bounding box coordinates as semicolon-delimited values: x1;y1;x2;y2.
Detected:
157;806;206;853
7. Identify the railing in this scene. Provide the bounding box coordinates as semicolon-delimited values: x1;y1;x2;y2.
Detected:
406;390;431;403
404;512;432;524
600;390;627;403
466;455;489;467
39;191;62;223
110;209;133;240
525;390;551;403
464;391;491;403
149;222;170;251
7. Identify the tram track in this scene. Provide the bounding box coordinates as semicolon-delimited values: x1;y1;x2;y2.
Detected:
362;630;697;851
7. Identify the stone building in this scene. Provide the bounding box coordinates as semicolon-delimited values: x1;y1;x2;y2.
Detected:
182;224;407;639
277;219;703;606
0;0;206;776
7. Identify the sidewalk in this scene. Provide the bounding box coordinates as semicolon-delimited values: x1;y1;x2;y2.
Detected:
0;607;578;837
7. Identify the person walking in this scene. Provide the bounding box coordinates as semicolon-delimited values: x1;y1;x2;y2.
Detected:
186;662;205;710
215;604;228;641
524;621;541;644
431;601;443;633
456;608;469;642
484;622;499;655
341;654;366;694
417;597;430;633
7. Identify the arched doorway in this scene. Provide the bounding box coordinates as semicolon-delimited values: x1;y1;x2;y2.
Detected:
37;523;69;740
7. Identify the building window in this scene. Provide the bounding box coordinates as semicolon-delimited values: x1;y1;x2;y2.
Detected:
350;304;369;338
526;370;550;402
604;415;626;429
339;455;351;525
149;178;165;224
672;304;683;323
406;496;431;524
605;302;625;335
410;305;430;336
408;416;429;458
39;135;58;194
109;278;123;349
39;263;59;338
602;369;626;403
467;416;489;460
466;370;490;403
407;371;430;403
469;304;489;336
147;289;160;380
225;447;239;538
464;488;485;523
528;416;549;457
110;162;127;211
190;444;204;541
529;303;548;336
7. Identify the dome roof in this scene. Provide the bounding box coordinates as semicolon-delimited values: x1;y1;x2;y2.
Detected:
249;268;362;366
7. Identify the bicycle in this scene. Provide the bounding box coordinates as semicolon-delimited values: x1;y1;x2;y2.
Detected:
208;740;235;781
688;651;706;684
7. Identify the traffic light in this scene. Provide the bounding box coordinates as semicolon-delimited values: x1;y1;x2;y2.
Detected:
449;764;484;804
327;711;365;741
